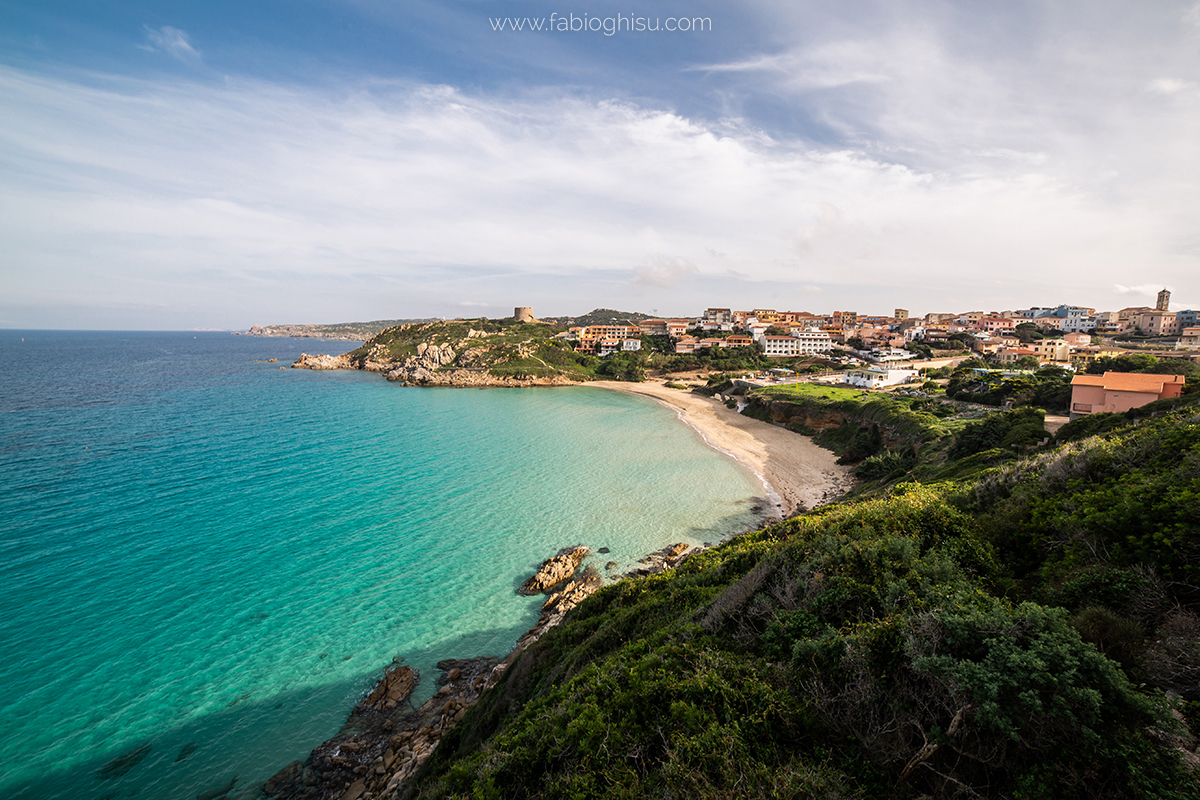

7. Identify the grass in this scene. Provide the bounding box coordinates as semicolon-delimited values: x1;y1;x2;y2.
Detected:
755;382;866;402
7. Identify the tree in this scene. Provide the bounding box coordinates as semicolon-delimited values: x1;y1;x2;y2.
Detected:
1014;322;1044;343
1015;355;1041;370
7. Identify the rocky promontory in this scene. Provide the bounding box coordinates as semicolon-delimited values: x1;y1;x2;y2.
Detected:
288;319;596;387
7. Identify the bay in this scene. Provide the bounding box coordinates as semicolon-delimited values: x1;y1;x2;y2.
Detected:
0;331;764;799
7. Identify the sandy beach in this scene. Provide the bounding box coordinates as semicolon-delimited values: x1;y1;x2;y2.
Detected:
590;380;854;517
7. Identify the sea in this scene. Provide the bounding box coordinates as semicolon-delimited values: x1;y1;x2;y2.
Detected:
0;331;766;800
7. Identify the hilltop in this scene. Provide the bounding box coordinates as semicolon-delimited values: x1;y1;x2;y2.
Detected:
539;308;655;326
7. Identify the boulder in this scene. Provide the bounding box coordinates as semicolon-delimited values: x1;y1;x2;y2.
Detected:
355;664;417;713
517;546;589;595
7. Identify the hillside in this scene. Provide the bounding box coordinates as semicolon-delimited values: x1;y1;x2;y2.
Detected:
400;398;1200;799
539;308;655;326
335;318;606;385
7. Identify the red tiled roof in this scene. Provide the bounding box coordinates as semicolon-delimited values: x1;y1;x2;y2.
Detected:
1071;372;1185;392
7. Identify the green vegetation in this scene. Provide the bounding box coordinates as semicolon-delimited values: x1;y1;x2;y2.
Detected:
382;348;1200;799
408;425;1200;798
540;308;654;326
946;364;1074;412
1086;353;1200;387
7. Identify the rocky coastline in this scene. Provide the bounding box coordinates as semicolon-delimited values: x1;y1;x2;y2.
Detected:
261;540;709;800
291;342;580;388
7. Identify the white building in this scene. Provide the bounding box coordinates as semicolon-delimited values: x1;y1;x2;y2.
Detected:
789;327;833;355
846;368;919;389
761;335;800;357
869;348;916;363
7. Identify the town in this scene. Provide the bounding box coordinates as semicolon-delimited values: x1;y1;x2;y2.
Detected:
561;288;1195;418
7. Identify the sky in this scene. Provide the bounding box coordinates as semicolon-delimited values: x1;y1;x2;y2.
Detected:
1;1;1199;329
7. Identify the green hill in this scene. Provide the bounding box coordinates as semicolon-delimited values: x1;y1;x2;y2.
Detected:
402;400;1200;799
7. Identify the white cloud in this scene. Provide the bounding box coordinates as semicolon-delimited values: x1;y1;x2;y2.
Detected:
0;45;1197;327
1147;78;1193;95
139;26;202;64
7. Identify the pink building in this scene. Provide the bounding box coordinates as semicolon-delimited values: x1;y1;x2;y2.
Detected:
1069;372;1185;418
1064;332;1091;347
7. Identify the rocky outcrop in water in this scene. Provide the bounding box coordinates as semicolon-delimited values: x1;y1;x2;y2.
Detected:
259;535;730;800
263;657;497;800
624;542;696;578
291;353;353;370
517;546;589;595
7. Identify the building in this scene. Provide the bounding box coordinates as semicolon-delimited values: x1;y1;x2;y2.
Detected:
978;316;1017;333
571;323;642;353
1179;327;1200;350
1032;305;1098;333
845;367;919;389
1029;339;1070;363
1158;288;1171;311
832;310;858;329
788;328;833;355
703;308;733;324
996;347;1039;365
1133;310;1180;336
1070;346;1124;367
761;335;800;357
1063;332;1091;347
894;308;909;321
725;336;754;347
674;336;699;354
1069;372;1185;418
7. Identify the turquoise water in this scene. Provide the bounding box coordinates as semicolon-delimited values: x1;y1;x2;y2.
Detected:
0;331;765;800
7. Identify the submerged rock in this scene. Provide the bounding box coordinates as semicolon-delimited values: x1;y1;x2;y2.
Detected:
96;743;151;779
517;546;589;595
263;761;302;795
196;776;237;800
176;742;198;762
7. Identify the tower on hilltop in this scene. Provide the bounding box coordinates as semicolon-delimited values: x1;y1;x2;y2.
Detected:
1157;288;1171;311
513;306;540;323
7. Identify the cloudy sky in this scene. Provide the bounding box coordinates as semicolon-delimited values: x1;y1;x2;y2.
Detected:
2;1;1198;329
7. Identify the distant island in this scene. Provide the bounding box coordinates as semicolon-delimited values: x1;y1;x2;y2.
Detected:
235;319;439;340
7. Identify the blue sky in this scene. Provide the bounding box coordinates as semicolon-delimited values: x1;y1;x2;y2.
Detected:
2;1;1199;328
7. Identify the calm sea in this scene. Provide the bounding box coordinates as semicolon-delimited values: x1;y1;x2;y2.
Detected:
0;331;764;800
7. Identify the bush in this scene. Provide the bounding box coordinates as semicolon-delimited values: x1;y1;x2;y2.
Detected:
949;407;1046;459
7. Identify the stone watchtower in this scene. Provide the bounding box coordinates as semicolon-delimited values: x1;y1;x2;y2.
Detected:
513;307;536;323
1157;288;1171;311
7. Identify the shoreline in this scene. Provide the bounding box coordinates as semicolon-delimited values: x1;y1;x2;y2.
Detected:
589;379;854;517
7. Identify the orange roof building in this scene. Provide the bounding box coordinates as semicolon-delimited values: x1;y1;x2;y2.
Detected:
1069;372;1185;418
